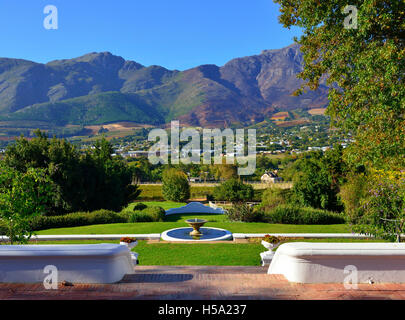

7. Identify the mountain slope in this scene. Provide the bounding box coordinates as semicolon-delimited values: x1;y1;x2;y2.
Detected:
0;44;329;127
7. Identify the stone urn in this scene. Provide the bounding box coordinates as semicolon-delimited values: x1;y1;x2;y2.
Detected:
185;219;208;236
260;238;281;266
120;238;138;250
261;240;281;251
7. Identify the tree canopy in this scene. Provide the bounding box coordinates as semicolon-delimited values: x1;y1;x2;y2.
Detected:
3;130;140;214
0;163;55;243
275;0;404;169
161;168;190;202
214;178;254;203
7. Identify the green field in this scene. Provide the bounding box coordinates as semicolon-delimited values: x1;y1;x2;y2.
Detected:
138;185;216;200
137;185;267;200
126;201;187;211
36;221;350;235
29;238;387;266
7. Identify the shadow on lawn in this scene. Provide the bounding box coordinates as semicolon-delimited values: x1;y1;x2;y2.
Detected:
164;213;226;222
120;274;194;283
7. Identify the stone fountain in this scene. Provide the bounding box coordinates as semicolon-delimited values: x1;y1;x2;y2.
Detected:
161;218;232;242
185;218;208;236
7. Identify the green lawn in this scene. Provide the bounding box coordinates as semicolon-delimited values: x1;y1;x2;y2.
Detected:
38;202;351;235
36;221;351;235
29;238;387;266
27;240;264;266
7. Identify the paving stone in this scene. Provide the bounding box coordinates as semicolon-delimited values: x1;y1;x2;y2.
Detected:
0;266;404;300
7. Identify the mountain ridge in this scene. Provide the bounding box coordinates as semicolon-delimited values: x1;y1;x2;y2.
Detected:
0;44;329;128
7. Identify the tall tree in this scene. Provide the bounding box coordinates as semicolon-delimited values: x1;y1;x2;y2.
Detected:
274;0;404;169
291;155;344;212
3;131;139;213
214;178;254;203
162;168;190;202
0;164;55;244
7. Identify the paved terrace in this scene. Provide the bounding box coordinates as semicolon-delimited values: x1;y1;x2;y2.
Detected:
1;266;405;300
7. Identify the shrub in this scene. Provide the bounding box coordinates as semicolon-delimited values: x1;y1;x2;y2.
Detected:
133;203;148;211
263;205;345;225
351;171;405;242
339;173;370;223
3;132;140;214
226;203;263;222
128;211;154;223
141;206;166;222
214;179;254;202
263;235;281;244
129;206;166;223
290;155;344;212
0;221;8;236
30;210;127;231
162;168;190;202
261;188;292;210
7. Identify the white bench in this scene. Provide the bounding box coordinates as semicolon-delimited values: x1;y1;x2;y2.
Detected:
0;244;135;284
268;242;405;284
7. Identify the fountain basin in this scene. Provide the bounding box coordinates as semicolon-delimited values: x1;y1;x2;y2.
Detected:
161;227;233;242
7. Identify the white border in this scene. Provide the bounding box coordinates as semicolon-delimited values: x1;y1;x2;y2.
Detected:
161;227;233;242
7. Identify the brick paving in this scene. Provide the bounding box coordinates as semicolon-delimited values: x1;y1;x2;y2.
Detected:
0;266;405;300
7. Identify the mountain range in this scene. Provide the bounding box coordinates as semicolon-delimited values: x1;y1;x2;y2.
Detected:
0;44;329;129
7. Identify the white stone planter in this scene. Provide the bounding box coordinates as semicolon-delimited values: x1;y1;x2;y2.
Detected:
260;240;281;266
268;242;405;283
120;241;138;250
261;240;281;250
0;244;135;284
131;252;139;265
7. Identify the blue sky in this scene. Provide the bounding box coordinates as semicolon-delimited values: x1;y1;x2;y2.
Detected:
0;0;302;70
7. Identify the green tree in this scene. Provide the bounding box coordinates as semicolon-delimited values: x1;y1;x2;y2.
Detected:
340;171;370;223
261;187;292;211
162;168;190;202
351;171;405;242
274;0;404;169
291;156;343;211
211;164;238;181
3;131;139;213
0;164;55;244
214;178;254;203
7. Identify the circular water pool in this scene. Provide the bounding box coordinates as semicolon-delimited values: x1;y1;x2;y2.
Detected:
161;227;233;242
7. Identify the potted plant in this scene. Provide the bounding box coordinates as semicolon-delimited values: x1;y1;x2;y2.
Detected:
261;235;281;250
120;237;138;249
260;235;282;266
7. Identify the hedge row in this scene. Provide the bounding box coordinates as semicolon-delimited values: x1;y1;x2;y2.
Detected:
128;206;166;223
29;210;128;231
263;205;346;225
23;205;167;231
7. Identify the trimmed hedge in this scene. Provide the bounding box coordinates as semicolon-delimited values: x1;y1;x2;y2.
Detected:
263;205;346;225
128;211;154;223
29;210;128;231
0;204;168;233
125;205;166;223
137;206;166;222
132;203;148;211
